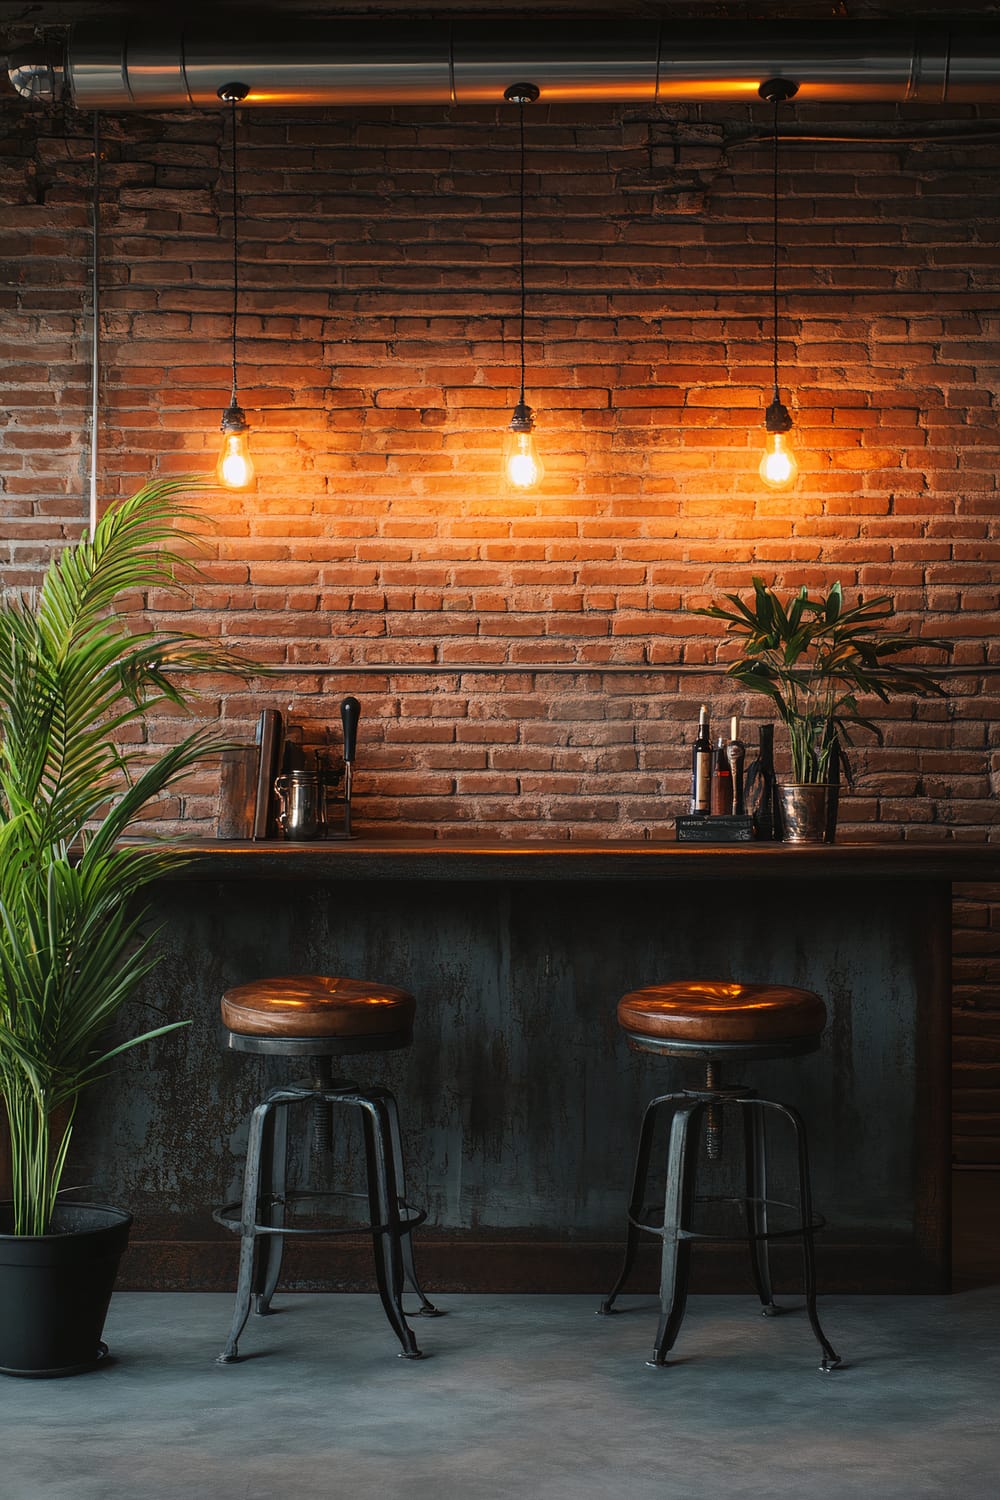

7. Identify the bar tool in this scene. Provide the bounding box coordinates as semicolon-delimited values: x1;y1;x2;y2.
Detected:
339;695;360;840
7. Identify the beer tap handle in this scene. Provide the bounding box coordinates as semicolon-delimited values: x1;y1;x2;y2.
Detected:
340;696;360;838
341;696;360;766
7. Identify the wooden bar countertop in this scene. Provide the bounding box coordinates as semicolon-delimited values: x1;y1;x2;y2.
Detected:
156;837;1000;884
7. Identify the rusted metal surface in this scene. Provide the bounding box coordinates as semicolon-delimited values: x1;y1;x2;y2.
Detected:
65;859;954;1292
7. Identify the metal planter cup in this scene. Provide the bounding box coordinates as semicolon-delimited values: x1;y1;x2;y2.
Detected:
778;783;837;844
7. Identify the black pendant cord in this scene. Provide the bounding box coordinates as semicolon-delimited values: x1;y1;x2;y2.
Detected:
758;78;797;434
228;93;240;408
517;96;527;407
503;82;538;423
770;91;780;404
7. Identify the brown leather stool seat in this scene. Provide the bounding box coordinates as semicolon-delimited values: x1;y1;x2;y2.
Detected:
215;972;441;1367
618;980;826;1054
221;974;416;1043
599;978;841;1373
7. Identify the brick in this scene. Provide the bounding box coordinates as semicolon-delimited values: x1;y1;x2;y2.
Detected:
7;98;1000;1153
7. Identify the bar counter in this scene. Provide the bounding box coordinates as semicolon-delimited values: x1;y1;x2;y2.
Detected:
161;835;1000;883
75;838;1000;1295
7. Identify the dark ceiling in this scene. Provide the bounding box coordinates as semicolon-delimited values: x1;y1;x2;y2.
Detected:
2;0;1000;28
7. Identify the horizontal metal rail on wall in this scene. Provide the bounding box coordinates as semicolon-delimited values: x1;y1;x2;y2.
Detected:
255;663;995;678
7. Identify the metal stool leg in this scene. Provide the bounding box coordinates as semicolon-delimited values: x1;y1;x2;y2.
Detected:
218;1097;274;1363
741;1098;777;1315
252;1101;289;1315
377;1086;443;1317
769;1100;842;1372
216;1066;436;1365
599;1092;683;1316
374;1095;426;1338
360;1097;423;1359
650;1098;704;1367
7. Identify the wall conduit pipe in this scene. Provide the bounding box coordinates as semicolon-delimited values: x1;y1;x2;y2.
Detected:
10;18;1000;110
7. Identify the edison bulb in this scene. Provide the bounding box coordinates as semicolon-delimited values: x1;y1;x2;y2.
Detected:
216;429;255;489
759;431;798;489
503;428;544;490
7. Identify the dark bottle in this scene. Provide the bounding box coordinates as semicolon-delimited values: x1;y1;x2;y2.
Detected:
746;723;780;840
726;714;747;816
690;704;712;815
710;736;733;816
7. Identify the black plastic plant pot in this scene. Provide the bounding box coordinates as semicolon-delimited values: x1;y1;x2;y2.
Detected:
0;1202;132;1377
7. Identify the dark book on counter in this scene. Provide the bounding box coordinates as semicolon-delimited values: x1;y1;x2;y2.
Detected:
676;814;756;843
252;709;283;840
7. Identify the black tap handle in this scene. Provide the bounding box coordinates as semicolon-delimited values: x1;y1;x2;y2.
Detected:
341;696;360;764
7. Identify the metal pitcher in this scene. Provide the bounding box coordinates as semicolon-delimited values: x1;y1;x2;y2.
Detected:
273;769;326;841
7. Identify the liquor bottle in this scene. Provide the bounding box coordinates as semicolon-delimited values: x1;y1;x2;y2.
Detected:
710;736;733;816
690;705;712;815
746;723;779;840
726;714;747;815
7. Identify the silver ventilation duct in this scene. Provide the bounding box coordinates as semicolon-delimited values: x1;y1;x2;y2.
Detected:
10;18;1000;110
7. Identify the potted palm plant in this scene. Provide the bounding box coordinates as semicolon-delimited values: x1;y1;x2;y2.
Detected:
0;479;249;1375
692;578;949;842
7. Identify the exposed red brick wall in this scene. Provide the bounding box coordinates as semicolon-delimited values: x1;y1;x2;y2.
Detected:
1;86;999;1159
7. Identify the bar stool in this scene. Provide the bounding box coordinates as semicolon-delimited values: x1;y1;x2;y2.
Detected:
214;974;442;1364
598;979;841;1372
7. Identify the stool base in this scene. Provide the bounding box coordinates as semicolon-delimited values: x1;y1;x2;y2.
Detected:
599;1074;842;1373
215;1067;442;1364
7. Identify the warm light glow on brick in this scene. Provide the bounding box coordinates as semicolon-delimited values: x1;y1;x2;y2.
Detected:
3;89;997;911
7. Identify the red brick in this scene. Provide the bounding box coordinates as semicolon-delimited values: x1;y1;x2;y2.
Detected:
5;98;1000;1125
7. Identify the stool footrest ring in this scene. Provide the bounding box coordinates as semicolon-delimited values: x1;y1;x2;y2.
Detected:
629;1193;826;1243
214;1188;428;1238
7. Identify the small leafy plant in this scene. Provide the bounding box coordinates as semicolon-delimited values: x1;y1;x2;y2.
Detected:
0;480;250;1235
692;578;949;784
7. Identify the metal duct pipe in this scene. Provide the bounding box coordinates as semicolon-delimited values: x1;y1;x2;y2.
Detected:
11;18;1000;110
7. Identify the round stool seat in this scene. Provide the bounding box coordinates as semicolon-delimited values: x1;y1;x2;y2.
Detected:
618;980;826;1049
221;974;415;1040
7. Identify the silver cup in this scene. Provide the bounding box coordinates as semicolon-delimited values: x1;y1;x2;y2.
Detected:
273;770;326;841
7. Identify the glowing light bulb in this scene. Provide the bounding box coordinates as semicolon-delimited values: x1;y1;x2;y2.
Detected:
504;429;544;489
502;401;544;490
759;431;798;489
216;403;255;489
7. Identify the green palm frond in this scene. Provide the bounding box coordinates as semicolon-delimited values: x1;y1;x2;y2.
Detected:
0;480;256;1234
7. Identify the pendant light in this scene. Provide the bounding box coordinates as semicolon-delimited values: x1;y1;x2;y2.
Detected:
758;78;799;490
215;82;255;490
502;82;543;490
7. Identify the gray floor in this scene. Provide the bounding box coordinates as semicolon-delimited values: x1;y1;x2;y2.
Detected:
3;1287;1000;1500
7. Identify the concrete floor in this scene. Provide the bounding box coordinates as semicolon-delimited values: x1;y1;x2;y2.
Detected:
2;1284;999;1500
